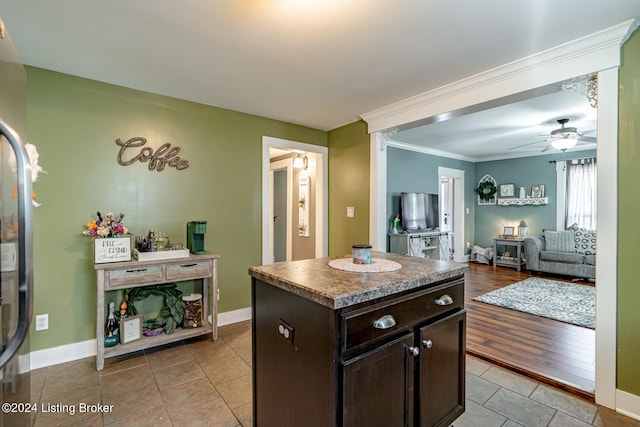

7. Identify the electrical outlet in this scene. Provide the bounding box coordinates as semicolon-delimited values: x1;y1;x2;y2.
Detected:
35;314;48;331
277;319;294;345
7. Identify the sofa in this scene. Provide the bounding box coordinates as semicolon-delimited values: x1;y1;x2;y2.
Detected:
523;227;596;280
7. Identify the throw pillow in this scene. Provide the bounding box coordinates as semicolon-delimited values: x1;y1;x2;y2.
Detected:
544;230;576;252
570;226;597;255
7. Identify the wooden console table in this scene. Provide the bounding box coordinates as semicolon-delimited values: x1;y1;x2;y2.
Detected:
493;237;525;271
94;253;219;371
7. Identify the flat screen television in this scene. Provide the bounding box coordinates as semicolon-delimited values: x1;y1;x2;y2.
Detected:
400;192;439;231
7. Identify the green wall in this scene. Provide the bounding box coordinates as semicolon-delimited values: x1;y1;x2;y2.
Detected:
327;120;370;256
617;28;640;396
26;67;327;352
474;150;596;248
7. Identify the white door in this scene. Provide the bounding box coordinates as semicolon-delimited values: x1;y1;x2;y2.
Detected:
438;167;465;262
440;177;453;233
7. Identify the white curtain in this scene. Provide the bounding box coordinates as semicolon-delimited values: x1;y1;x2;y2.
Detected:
565;158;597;229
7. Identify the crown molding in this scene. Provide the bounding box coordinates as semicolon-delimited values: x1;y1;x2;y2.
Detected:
361;20;635;133
386;139;476;162
386;139;596;163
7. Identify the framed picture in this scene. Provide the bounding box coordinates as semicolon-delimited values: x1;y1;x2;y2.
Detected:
531;184;545;198
499;183;515;198
120;315;143;344
502;226;515;237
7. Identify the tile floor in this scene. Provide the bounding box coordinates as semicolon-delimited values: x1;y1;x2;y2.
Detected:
29;320;639;426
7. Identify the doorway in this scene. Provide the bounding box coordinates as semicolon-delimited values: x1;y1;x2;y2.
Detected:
365;30;622;406
261;136;328;265
438;167;465;262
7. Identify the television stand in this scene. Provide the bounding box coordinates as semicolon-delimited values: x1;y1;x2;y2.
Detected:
389;231;450;260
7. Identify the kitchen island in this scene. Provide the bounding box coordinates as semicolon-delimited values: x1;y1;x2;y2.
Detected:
249;251;468;427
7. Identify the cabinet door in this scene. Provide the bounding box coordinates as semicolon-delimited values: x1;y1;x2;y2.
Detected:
418;310;466;427
342;333;416;427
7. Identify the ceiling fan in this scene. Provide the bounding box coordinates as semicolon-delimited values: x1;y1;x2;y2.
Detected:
509;118;597;152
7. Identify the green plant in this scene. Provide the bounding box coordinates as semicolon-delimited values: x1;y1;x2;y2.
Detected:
123;284;186;334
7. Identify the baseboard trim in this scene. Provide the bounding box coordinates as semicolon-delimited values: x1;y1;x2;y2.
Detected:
30;307;253;370
30;339;96;370
616;389;640;421
217;307;252;326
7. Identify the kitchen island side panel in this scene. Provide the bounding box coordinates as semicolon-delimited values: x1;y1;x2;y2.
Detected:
252;278;339;427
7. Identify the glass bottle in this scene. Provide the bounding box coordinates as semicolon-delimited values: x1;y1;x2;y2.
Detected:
105;302;119;347
148;229;157;252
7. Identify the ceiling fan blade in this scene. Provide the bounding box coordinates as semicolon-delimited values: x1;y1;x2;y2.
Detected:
508;139;548;150
577;135;597;143
541;143;554;152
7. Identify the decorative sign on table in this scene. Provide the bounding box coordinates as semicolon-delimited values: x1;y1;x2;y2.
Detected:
94;237;132;264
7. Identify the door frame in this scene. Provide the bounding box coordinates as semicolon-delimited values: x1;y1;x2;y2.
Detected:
438;167;465;263
262;136;328;265
364;21;633;409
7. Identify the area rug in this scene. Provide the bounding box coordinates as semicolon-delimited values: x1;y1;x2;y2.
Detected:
473;278;595;329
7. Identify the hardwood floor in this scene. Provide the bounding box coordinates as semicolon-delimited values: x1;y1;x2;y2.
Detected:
464;262;595;401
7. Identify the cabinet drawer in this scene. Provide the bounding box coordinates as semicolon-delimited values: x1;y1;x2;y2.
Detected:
341;279;464;353
166;261;212;281
107;265;163;289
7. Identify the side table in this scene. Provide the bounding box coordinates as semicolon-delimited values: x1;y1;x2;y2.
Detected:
94;253;219;371
493;237;525;271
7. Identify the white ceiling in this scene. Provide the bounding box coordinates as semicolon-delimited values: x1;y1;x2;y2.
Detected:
1;1;639;159
391;86;599;161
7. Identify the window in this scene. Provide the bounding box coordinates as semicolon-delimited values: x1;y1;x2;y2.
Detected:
564;158;597;229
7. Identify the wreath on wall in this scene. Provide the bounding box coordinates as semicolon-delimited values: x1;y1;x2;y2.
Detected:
474;180;497;201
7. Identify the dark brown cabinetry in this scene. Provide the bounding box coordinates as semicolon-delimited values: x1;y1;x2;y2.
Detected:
418;311;466;427
251;274;465;427
342;333;416;426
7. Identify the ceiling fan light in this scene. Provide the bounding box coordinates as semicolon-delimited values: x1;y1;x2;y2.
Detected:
551;137;577;151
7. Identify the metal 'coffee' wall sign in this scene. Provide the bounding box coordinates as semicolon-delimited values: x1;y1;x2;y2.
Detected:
115;137;190;171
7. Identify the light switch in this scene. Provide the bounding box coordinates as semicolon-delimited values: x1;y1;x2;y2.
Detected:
346;207;355;218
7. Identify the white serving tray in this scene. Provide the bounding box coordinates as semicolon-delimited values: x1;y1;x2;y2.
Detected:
133;248;190;261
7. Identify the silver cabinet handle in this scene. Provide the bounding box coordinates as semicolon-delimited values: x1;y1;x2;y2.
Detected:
373;314;396;330
407;346;420;356
435;294;453;306
422;339;433;349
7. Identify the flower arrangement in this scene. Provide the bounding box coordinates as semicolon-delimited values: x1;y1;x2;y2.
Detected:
83;212;128;238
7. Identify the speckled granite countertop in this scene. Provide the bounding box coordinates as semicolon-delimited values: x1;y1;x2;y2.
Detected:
248;252;468;309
